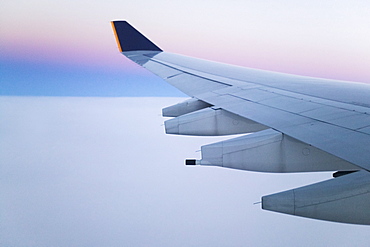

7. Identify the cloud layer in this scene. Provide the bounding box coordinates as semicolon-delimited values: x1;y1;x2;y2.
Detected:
1;97;369;246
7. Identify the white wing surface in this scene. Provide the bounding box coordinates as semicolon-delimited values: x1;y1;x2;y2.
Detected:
111;21;370;224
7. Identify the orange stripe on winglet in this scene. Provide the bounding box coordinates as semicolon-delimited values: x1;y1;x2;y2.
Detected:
111;21;123;52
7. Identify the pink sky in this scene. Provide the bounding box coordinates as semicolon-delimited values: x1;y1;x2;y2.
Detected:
2;0;370;83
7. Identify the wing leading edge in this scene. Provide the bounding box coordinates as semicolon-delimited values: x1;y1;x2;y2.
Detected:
111;20;370;225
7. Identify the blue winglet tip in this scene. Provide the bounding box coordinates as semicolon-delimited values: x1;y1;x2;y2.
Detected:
111;20;162;52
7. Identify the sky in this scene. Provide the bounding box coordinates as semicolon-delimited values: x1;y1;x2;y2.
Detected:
1;0;370;96
1;0;370;246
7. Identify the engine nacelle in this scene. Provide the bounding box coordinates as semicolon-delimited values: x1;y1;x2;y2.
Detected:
162;98;212;117
262;170;369;225
192;129;358;172
165;108;268;136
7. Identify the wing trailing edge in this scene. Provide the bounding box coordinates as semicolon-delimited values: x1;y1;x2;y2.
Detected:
111;21;162;52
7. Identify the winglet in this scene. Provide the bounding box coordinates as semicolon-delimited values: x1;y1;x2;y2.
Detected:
111;21;162;52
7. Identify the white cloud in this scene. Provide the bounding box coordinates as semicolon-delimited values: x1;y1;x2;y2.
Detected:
1;96;368;247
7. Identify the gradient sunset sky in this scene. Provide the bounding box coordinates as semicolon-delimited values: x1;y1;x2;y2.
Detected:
1;0;370;96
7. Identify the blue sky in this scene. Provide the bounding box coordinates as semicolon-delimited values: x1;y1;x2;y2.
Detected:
1;0;370;96
0;59;184;96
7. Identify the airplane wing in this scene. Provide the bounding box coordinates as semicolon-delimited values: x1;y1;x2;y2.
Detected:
111;21;370;225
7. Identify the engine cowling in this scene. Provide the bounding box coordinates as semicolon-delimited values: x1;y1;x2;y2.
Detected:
162;98;212;117
262;170;369;225
189;129;357;172
164;108;268;136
